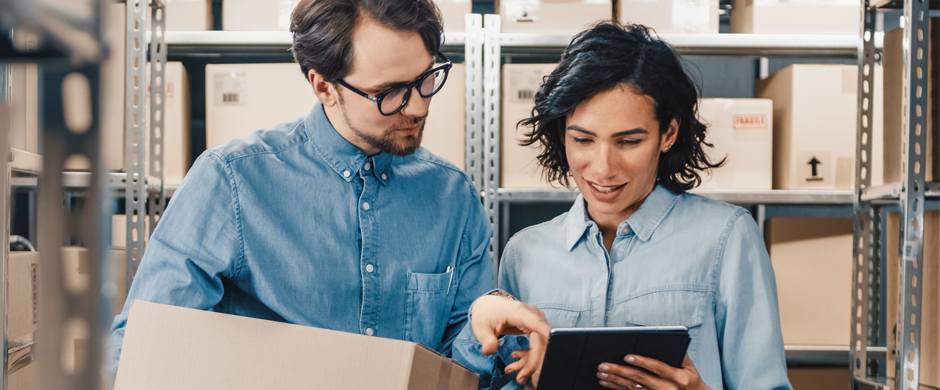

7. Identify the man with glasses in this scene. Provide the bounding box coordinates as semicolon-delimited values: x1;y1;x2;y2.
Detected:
108;0;550;387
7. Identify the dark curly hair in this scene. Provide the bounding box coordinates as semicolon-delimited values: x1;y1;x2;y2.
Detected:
290;0;443;82
519;22;722;193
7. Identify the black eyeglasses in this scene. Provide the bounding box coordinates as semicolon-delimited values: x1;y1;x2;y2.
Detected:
336;52;452;116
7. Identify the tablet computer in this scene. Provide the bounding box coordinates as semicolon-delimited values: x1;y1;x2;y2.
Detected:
536;326;691;390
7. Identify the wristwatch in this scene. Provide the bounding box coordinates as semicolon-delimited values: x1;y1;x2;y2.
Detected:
487;290;518;301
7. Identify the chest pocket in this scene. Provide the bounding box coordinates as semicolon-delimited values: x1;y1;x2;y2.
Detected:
613;288;709;358
404;270;453;351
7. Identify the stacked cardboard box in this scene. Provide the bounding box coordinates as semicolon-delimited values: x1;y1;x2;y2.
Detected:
620;0;719;34
697;98;773;190
500;63;559;189
886;212;940;389
757;64;884;190
223;0;467;32
145;62;192;187
114;301;478;389
164;0;212;31
766;218;853;346
730;0;859;35
498;0;612;34
424;63;467;170
883;20;939;184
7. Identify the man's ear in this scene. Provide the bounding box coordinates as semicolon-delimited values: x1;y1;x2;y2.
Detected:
309;69;339;107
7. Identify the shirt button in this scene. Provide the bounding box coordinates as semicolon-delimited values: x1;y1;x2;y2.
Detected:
498;338;505;347
362;202;370;210
620;226;631;235
366;264;374;273
381;173;387;180
366;328;374;336
343;170;350;178
364;162;371;171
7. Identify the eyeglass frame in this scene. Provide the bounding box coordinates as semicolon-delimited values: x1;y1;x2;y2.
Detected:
334;52;453;116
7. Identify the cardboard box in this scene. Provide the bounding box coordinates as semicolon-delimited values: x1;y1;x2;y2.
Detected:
114;301;479;390
498;0;612;34
164;0;212;31
8;63;39;154
144;61;192;186
205;63;317;148
757;64;884;190
500;64;559;189
62;247;128;318
886;211;940;389
884;20;939;184
697;98;773;190
222;0;299;31
436;0;472;32
112;214;151;249
787;367;850;390
619;0;719;34
8;252;39;343
730;0;859;35
424;63;466;170
99;1;128;172
766;217;852;346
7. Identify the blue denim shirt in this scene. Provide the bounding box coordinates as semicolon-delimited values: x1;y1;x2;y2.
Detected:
454;185;793;390
108;102;493;374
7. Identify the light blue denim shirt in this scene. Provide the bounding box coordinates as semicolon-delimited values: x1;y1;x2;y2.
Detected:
108;102;494;374
454;185;793;390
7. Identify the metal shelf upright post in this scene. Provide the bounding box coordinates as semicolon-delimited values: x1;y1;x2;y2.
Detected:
483;14;502;281
466;14;485;194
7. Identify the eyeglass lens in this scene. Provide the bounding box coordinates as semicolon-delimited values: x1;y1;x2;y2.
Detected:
379;67;448;115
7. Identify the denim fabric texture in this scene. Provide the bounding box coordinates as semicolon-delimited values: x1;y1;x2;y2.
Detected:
455;185;793;390
108;102;494;376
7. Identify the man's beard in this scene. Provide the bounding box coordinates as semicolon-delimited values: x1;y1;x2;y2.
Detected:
339;102;426;156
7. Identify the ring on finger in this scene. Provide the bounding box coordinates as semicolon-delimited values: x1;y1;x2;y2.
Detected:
632;383;643;390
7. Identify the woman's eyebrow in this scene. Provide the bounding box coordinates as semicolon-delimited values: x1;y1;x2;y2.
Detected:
566;125;648;137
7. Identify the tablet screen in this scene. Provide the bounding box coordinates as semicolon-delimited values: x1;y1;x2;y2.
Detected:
537;326;691;390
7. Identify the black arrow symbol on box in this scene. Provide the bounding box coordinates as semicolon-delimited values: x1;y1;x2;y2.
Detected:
808;157;821;177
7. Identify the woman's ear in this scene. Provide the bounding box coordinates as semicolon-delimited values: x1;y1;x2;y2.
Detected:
661;118;680;152
309;70;339;107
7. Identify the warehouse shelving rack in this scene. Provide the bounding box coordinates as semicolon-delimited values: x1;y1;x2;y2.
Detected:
477;14;902;370
851;0;937;389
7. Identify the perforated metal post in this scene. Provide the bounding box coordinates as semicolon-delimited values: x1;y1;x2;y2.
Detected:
125;0;148;293
465;14;484;194
851;0;881;383
0;96;12;390
893;0;930;388
483;14;501;283
148;0;166;239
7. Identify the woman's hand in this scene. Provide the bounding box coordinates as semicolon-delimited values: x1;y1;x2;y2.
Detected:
596;354;712;390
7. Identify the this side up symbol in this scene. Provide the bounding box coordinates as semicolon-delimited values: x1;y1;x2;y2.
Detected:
806;157;823;182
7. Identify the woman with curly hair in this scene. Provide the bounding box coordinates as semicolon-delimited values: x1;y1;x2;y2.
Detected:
453;22;792;390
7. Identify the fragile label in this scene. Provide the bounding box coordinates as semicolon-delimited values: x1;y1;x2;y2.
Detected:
214;71;247;107
733;114;768;129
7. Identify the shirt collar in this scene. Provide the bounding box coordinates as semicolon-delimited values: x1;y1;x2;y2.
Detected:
564;184;681;251
306;102;391;185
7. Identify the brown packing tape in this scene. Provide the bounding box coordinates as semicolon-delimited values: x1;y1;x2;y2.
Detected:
436;357;452;390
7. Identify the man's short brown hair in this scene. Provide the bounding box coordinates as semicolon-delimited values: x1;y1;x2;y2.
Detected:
290;0;444;82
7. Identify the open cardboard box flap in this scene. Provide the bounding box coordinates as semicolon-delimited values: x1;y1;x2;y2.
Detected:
115;301;478;390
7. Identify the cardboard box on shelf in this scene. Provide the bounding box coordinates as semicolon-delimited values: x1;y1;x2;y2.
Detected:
766;217;853;346
114;301;478;390
62;247;128;318
112;214;150;249
8;251;39;343
730;0;859;35
501;63;559;189
498;0;613;34
436;0;471;32
424;63;466;170
886;211;940;389
142;61;192;187
619;0;719;34
205;63;317;148
756;64;884;190
164;0;212;31
8;63;39;155
222;0;298;31
697;98;773;190
883;20;939;184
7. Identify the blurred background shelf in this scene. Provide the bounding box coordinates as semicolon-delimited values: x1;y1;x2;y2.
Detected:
498;188;856;204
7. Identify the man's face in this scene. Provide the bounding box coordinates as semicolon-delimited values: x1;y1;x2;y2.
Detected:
334;16;435;156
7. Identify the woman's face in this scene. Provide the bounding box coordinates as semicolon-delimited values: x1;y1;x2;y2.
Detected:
565;85;678;224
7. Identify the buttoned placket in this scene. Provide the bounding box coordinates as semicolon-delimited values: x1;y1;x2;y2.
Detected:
588;223;610;327
604;224;634;325
358;157;380;337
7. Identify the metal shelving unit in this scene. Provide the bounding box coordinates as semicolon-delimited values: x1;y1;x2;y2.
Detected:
851;0;935;389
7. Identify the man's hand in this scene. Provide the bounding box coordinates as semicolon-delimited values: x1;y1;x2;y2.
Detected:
596;354;712;390
470;294;551;386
